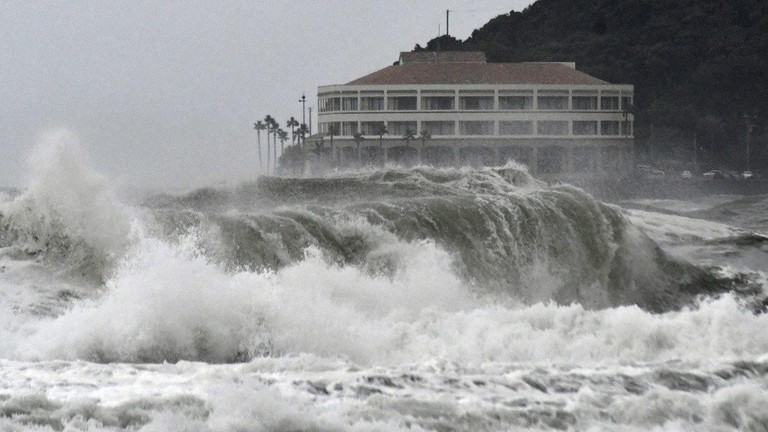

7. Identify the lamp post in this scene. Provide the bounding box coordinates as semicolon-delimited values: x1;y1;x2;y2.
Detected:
299;94;306;145
308;107;313;136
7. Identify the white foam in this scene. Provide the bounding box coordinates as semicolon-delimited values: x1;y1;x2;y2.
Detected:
1;129;133;263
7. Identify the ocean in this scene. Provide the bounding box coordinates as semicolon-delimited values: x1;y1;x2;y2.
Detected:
1;135;767;431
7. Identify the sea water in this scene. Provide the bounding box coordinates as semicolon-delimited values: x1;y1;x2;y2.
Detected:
1;131;767;431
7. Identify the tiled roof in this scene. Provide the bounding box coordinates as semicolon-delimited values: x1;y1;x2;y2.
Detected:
346;54;609;86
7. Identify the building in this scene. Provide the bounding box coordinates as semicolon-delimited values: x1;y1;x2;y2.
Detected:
311;51;634;178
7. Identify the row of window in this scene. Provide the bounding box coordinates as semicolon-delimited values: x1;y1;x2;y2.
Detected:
318;120;633;137
318;95;632;112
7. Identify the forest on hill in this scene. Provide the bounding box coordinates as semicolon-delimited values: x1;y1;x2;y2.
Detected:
415;0;768;172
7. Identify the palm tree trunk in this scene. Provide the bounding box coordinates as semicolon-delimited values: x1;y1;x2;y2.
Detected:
266;131;272;174
257;132;263;172
273;133;277;172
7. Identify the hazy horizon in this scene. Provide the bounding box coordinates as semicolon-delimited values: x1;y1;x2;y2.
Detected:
1;0;535;190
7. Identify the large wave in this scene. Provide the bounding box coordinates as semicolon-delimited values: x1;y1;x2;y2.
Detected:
1;132;765;365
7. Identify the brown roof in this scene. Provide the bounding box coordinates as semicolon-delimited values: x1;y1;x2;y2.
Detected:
399;51;486;64
346;58;609;86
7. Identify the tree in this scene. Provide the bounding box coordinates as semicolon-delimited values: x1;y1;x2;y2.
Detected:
277;129;289;153
376;124;388;166
278;144;305;175
402;127;416;147
418;129;431;165
352;131;365;165
271;121;279;167
254;120;266;171
286;117;300;145
296;123;309;146
264;115;275;173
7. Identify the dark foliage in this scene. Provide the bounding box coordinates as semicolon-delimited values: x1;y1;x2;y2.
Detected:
416;0;768;170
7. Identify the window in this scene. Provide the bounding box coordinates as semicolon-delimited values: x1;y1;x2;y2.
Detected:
459;96;494;110
360;121;385;135
601;96;619;110
601;121;620;135
319;97;340;112
389;121;417;136
499;96;533;110
421;96;454;110
319;122;341;135
341;97;358;111
572;121;598;135
341;122;358;136
459;121;494;135
360;96;384;111
499;121;533;135
387;96;417;110
537;121;568;136
621;96;633;111
537;96;568;110
572;96;598;110
422;121;455;136
621;121;633;136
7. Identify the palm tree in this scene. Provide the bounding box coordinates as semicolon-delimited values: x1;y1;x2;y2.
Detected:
352;132;365;165
254;120;266;171
277;129;289;154
402;127;416;147
264;115;275;173
418;129;431;165
297;123;309;146
286;117;300;145
376;124;388;166
270;119;279;169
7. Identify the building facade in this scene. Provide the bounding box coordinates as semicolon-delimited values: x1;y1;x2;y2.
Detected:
312;52;634;178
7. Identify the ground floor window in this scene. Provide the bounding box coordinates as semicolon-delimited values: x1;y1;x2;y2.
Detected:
341;122;358;136
360;121;385;136
459;121;494;136
601;121;620;136
573;121;598;136
621;121;633;136
499;121;533;136
537;120;568;136
389;121;417;136
422;121;455;136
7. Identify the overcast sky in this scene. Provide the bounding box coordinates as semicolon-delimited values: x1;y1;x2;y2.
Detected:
1;0;535;189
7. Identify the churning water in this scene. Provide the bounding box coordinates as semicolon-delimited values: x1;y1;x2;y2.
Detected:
1;131;767;431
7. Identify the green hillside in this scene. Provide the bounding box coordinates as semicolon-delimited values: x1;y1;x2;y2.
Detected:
416;0;768;171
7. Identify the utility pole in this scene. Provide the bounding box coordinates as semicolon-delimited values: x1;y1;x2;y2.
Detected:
308;107;313;136
446;10;450;36
299;94;307;145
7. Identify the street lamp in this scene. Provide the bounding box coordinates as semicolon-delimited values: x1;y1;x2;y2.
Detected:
299;94;306;144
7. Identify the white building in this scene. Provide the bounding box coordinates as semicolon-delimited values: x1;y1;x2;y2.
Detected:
312;51;634;178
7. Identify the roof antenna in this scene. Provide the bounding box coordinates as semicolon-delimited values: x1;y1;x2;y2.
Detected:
446;10;450;36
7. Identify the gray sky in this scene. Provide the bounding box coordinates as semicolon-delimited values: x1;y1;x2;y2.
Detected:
1;0;535;188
